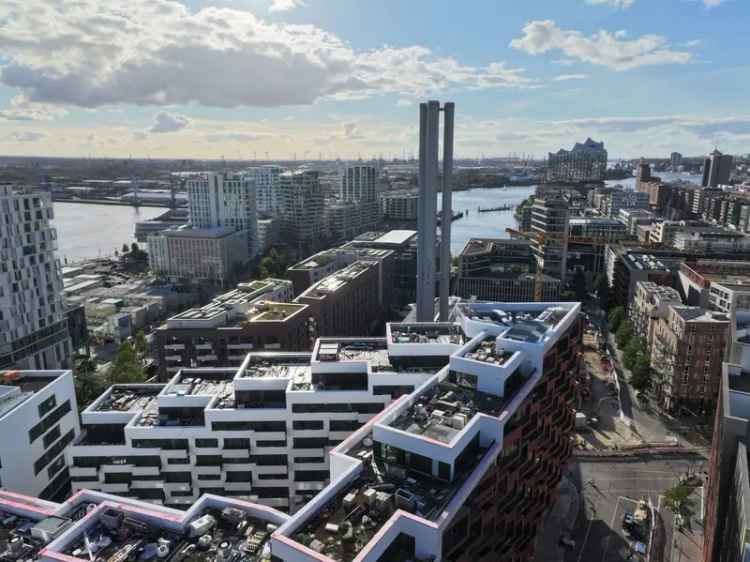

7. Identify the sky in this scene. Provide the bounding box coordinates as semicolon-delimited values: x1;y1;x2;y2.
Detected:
0;0;747;160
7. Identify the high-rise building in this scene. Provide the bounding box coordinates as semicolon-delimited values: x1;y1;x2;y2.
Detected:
381;190;419;221
546;138;607;183
0;369;79;500
0;186;72;370
186;172;258;259
246;165;284;215
531;196;569;284
278;170;325;251
670;151;683;171
341;165;377;202
702;149;734;188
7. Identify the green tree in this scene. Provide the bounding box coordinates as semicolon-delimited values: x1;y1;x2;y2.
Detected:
616;320;633;349
573;269;587;302
74;357;105;410
131;242;140;254
106;341;146;385
623;337;645;370
664;482;696;523
595;274;610;312
122;243;130;253
608;306;625;332
133;330;149;366
630;354;653;393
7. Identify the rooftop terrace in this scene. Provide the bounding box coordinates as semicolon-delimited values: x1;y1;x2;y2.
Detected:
0;371;65;419
458;304;568;343
389;324;464;346
239;353;312;380
94;386;161;413
302;262;373;298
315;339;391;368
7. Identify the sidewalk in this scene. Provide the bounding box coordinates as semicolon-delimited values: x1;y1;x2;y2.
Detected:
534;476;580;562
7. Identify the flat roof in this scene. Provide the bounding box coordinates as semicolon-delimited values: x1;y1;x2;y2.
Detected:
372;230;416;246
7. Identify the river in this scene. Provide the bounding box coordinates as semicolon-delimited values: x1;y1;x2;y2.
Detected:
52;202;164;264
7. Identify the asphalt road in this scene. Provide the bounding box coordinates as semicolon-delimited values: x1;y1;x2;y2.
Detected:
564;456;707;562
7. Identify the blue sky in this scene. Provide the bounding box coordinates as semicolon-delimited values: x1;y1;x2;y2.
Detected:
0;0;747;159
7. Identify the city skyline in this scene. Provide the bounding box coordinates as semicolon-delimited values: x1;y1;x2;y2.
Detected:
0;0;748;159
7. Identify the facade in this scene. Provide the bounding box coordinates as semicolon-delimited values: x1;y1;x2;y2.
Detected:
677;261;750;313
672;230;750;254
381;191;419;221
148;226;249;286
0;186;72;370
671;151;683;171
341;165;377;202
247;165;283;215
279;170;325;251
546;138;607;182
186;172;258;259
0;370;80;500
257;216;281;252
628;281;683;349
568;218;627;241
0;487;288;562
154;279;308;380
703;149;734;188
58;300;581;562
619;208;656;237
324;199;382;243
600;189;649;218
531;197;569;284
455;238;560;302
608;250;680;311
650;305;729;413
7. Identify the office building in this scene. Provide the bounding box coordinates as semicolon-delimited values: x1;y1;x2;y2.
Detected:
341;165;377;202
154;278;307;379
0;186;72;370
247;165;284;215
0;487;288;562
148;226;249;286
279;170;325;251
703;149;734;188
455;239;560;302
671;152;683;172
186;172;258;259
546;138;607;183
58;300;581;562
628;281;683;349
381;191;419;221
531;196;569;284
0;369;79;500
650;305;728;413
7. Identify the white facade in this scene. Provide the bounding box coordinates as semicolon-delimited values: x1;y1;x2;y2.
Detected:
247;165;284;215
0;186;71;370
340;165;377;202
0;370;80;499
186;172;258;259
278;170;324;245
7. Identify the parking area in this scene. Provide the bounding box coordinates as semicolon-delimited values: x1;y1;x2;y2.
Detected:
565;457;707;562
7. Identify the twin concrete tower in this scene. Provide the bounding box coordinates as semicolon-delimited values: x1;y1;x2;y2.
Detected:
416;101;455;323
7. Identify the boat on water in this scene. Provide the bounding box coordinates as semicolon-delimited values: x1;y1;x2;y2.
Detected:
477;204;514;213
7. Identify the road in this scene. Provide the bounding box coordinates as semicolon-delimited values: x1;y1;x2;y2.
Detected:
564;456;707;562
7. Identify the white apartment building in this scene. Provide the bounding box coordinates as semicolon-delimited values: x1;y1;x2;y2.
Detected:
278;170;324;247
0;370;80;500
381;191;419;221
247;165;284;215
341;165;377;202
186;172;258;259
148;226;249;286
0;186;71;370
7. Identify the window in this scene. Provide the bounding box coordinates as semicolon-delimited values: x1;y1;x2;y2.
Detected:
195;439;219;448
33;429;75;475
329;420;363;432
164;472;191;483
37;395;57;418
294;470;329;482
212;421;286;432
42;425;61;449
293;420;323;430
293;437;329;449
224;438;250;450
196;455;222;466
167;458;190;465
226;471;252;483
28;400;71;444
295;456;325;464
248;455;287;466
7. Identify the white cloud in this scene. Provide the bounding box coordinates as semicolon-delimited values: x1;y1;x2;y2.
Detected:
0;94;66;121
703;0;729;7
0;0;535;111
683;39;702;48
552;58;577;66
553;74;588;81
204;131;275;142
6;130;45;141
148;111;190;133
510;20;692;71
585;0;635;9
396;99;413;107
269;0;305;12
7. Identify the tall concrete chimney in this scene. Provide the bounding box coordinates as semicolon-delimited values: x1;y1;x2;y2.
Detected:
416;101;454;323
439;103;455;322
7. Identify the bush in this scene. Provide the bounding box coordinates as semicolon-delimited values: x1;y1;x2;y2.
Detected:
608;306;625;332
616;321;633;349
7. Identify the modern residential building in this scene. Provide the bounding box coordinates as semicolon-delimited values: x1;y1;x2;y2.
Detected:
0;370;79;500
148;226;249;286
279;170;325;251
324;199;382;243
650;305;729;413
618;208;656;237
703;311;750;562
186;172;258;259
672;230;750;254
599;189;650;218
0;186;72;370
546;138;607;183
381;190;419;221
530;196;569;284
247;165;284;215
154;278;307;379
341;165;377;202
568;218;627;241
0;487;288;562
257;216;281;252
455;239;560;302
677;261;750;313
628;281;683;349
650;220;712;246
671;151;683;172
606;248;683;311
703;149;734;188
59;300;581;562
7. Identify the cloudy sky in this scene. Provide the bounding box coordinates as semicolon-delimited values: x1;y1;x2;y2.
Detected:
0;0;747;159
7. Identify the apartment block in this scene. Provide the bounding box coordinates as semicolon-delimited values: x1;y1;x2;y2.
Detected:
650;305;729;413
0;186;71;370
247;165;284;215
381;191;419;221
678;261;750;312
628;281;682;349
341;165;377;202
155;279;308;380
278;171;324;251
530;197;569;284
0;370;79;500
